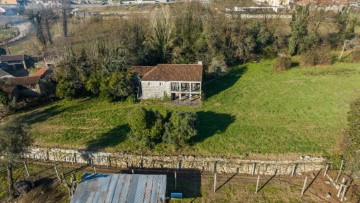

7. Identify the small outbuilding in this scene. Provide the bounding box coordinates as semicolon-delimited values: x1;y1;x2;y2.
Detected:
71;173;167;203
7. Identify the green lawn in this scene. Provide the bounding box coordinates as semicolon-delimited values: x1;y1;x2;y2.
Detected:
0;28;16;42
11;60;360;156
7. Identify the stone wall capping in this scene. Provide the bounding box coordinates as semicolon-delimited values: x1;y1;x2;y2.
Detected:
20;147;327;175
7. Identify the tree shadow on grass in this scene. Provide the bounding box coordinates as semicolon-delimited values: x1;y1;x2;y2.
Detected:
19;105;80;125
192;111;236;144
85;124;130;151
203;66;247;100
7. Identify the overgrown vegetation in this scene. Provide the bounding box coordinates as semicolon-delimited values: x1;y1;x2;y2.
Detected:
273;56;292;72
55;44;135;101
344;98;360;180
127;108;197;149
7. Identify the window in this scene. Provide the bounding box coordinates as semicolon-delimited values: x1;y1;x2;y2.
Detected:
159;82;162;86
148;82;150;86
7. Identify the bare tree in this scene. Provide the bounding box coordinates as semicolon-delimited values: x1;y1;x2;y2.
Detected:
148;5;174;63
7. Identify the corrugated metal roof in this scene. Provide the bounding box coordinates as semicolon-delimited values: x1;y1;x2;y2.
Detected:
71;173;167;203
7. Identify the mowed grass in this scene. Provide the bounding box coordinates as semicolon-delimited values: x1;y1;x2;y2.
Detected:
11;60;360;156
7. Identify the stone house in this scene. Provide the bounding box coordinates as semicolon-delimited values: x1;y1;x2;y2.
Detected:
131;63;203;101
0;67;52;100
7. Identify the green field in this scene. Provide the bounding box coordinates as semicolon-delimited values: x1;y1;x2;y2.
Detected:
0;28;16;42
11;60;360;156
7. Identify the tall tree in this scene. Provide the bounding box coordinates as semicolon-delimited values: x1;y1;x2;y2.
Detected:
172;2;203;63
62;7;68;37
30;11;47;48
289;6;310;55
147;6;174;63
0;121;32;198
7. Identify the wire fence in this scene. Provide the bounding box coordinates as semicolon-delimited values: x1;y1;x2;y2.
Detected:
0;160;353;202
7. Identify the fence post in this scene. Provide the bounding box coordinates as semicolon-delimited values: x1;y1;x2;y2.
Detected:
93;166;96;174
324;165;329;177
174;171;177;190
301;176;308;197
341;185;347;201
335;160;344;182
23;161;30;178
291;164;297;177
255;175;260;194
252;163;256;175
213;173;217;192
337;184;344;198
54;164;60;181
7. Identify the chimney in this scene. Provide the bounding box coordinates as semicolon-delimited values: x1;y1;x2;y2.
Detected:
197;61;203;65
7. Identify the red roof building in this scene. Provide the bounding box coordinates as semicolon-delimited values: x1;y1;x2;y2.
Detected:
132;63;203;101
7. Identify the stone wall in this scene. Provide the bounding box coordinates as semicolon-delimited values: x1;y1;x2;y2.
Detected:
141;81;170;99
22;147;327;175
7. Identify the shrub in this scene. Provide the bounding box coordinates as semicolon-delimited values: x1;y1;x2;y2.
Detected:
163;111;197;148
273;56;292;72
127;108;164;147
127;109;198;149
349;50;360;63
301;46;334;66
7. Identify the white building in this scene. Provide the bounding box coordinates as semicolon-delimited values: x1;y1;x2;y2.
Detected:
255;0;293;6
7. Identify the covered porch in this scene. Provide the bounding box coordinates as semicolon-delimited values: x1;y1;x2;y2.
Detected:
170;81;201;101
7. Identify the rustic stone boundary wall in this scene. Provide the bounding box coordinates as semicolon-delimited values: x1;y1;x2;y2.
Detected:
22;147;327;175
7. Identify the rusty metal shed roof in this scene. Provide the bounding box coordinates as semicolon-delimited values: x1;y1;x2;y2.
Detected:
71;173;167;203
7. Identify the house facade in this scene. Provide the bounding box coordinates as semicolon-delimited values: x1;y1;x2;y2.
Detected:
131;63;203;101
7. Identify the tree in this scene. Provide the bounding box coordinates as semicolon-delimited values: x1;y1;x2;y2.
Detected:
0;121;32;198
172;2;203;63
62;7;68;37
147;6;174;63
289;6;310;55
163;111;197;148
0;88;10;107
127;108;165;147
30;11;47;48
100;71;135;102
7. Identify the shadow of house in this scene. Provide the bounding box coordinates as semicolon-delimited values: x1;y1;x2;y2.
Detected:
120;168;202;198
192;111;236;144
203;66;247;100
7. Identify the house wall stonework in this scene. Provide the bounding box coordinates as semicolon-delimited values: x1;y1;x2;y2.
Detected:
141;81;171;99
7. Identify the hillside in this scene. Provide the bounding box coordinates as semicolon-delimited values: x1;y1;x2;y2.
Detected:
10;60;360;157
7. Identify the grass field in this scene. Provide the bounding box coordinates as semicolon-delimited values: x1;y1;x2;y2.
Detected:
0;28;16;42
10;60;360;157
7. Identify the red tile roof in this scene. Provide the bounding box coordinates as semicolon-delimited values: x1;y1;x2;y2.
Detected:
8;68;49;86
32;67;49;77
10;76;40;86
141;64;203;82
0;85;16;93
